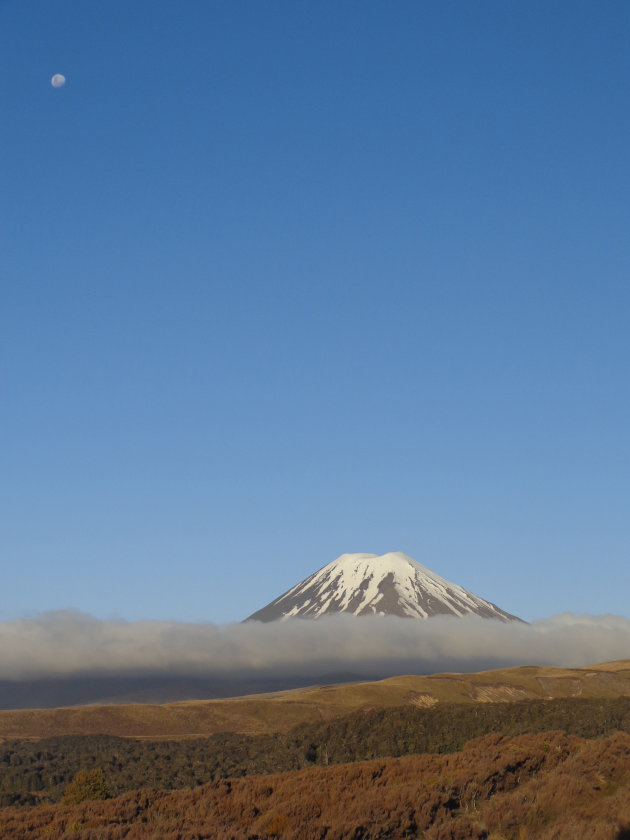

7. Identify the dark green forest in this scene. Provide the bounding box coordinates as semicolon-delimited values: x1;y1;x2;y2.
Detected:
3;696;630;807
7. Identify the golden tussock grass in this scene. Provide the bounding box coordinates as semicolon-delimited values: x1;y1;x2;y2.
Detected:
1;660;629;741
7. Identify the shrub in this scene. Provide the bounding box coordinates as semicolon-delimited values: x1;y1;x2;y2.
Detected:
61;769;110;805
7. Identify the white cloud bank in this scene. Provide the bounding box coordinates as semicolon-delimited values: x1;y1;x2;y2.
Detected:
1;611;629;682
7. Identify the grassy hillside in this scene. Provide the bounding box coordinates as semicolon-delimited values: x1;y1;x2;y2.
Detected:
1;660;629;739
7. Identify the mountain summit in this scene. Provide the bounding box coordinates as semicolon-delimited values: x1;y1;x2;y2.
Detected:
246;552;521;622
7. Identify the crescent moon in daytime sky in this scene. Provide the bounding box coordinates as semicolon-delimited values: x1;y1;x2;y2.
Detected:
51;74;66;88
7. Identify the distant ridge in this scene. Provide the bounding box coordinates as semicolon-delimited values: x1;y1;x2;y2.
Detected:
246;551;521;622
2;660;630;739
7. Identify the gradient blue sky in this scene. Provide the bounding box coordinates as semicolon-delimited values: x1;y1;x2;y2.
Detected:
2;1;629;624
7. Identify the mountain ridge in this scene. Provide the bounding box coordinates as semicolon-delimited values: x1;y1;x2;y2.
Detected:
246;551;521;622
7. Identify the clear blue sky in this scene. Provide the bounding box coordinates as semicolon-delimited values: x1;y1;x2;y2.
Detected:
1;0;628;624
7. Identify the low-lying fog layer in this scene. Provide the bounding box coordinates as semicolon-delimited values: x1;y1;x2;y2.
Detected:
1;611;629;681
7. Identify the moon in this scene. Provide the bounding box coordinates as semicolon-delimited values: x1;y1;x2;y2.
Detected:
51;74;66;88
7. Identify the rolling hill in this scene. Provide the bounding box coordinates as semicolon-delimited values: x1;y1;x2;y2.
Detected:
1;659;629;740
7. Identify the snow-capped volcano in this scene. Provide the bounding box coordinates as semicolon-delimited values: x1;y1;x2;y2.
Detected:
246;552;521;622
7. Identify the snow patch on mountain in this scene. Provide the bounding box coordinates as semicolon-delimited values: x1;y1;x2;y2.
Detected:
246;552;521;623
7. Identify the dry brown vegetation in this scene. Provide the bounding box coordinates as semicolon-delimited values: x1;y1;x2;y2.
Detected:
5;696;630;807
1;660;630;740
1;730;630;838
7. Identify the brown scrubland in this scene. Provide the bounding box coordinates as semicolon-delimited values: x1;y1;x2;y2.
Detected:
1;731;630;838
2;661;630;837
